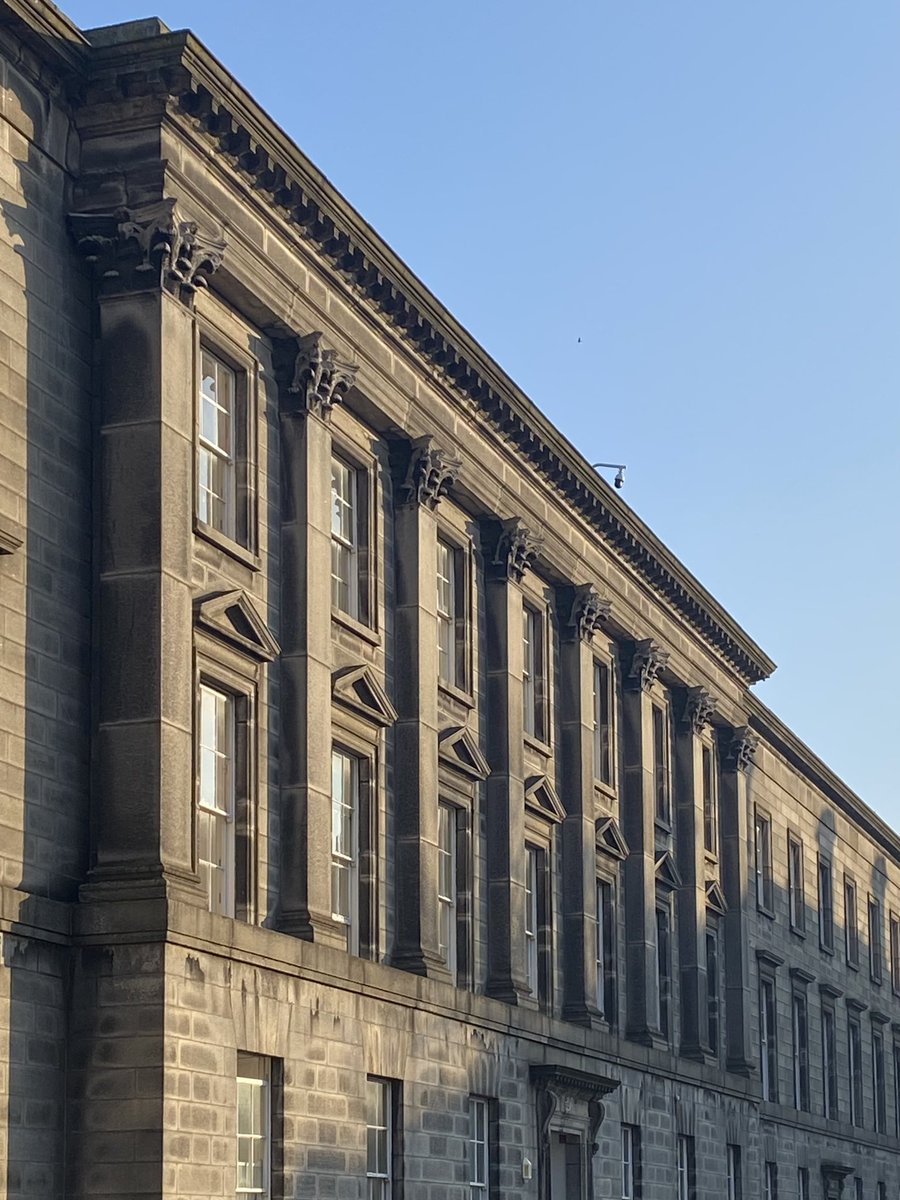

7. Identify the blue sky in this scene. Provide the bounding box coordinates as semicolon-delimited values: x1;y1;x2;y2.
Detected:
68;2;900;822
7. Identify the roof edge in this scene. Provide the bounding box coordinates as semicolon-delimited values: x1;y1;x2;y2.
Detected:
747;692;899;868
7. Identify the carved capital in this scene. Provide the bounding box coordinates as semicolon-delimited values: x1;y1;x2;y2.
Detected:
564;583;612;642
274;331;357;420
682;686;716;734
626;638;669;692
490;518;542;582
724;725;758;772
69;199;225;303
398;435;461;510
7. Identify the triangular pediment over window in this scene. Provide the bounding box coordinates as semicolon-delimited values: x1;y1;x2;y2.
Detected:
524;775;566;824
705;877;727;915
438;726;491;780
655;850;682;891
194;590;280;661
595;815;629;860
332;665;398;727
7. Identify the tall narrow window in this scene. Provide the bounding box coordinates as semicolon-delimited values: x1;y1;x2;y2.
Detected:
787;835;804;932
894;1041;900;1136
198;349;236;537
848;1011;863;1126
845;877;859;966
331;456;363;620
792;991;809;1111
596;878;616;1023
759;975;778;1102
798;1168;809;1200
237;1053;271;1198
706;926;719;1054
764;1162;777;1200
652;703;670;824
873;1026;886;1133
869;896;883;983
525;845;540;995
890;914;900;993
822;1002;838;1119
366;1078;395;1200
331;749;359;952
468;1096;489;1200
437;539;467;690
726;1145;742;1200
676;1135;694;1200
593;659;613;786
438;803;458;977
754;811;773;911
522;605;546;741
818;856;834;951
198;684;235;916
656;905;671;1040
702;744;717;855
621;1125;639;1200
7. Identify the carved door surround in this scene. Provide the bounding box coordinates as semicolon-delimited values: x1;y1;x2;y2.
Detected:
530;1064;619;1200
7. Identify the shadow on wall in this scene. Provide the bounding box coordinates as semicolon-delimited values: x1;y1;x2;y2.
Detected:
0;43;91;1200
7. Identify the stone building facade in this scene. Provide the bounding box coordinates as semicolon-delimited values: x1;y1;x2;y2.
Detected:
0;3;897;1198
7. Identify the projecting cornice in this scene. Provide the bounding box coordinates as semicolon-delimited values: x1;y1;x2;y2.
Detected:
65;25;775;684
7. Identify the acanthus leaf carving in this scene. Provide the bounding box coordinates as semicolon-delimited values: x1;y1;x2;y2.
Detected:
491;517;542;582
626;638;669;692
399;435;461;510
566;583;612;642
69;198;225;302
683;686;716;734
277;330;358;420
725;725;758;773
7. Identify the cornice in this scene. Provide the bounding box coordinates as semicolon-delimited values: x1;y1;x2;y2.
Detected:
72;27;775;685
747;693;900;870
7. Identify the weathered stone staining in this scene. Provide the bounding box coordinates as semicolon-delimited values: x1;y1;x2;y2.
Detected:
0;4;895;1200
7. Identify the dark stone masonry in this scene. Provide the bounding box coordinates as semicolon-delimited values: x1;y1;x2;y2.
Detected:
0;3;895;1197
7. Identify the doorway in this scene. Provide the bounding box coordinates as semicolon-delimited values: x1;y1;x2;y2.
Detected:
549;1131;583;1199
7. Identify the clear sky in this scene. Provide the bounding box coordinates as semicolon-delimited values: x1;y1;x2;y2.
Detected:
67;1;900;823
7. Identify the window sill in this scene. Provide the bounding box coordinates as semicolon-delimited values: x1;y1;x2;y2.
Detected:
654;817;673;836
523;731;552;757
438;679;475;710
704;850;719;867
194;519;260;571
756;903;775;920
593;780;618;806
846;959;859;972
332;607;381;647
789;923;806;939
819;943;835;957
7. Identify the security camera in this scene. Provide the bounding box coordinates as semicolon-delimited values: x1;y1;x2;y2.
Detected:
591;462;627;490
614;468;625;489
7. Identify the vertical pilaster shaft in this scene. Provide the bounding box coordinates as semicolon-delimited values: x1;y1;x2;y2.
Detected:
721;726;758;1075
87;287;198;901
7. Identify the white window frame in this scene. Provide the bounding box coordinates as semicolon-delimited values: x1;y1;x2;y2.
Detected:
726;1144;741;1200
651;701;671;825
366;1076;394;1200
823;1002;838;1119
706;925;719;1054
468;1095;489;1200
818;856;834;951
848;1012;863;1126
754;810;773;912
798;1167;809;1200
869;895;883;983
596;878;615;1021
701;742;717;855
438;802;458;977
522;603;546;742
759;975;777;1102
873;1025;886;1133
845;876;859;965
198;347;237;538
331;454;361;619
331;748;359;953
890;913;900;993
792;991;809;1110
621;1124;636;1200
676;1135;693;1200
787;834;804;932
763;1161;777;1200
525;845;540;995
656;904;671;1040
198;682;235;917
592;657;614;788
237;1052;271;1198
